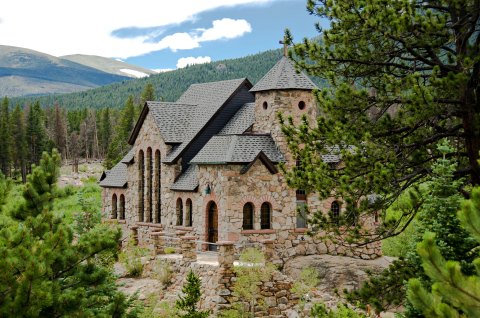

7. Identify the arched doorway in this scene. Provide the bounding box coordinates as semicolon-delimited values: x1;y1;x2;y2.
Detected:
206;201;218;251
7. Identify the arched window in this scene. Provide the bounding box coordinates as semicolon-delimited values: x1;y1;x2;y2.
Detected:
119;194;125;220
331;201;340;224
242;203;254;230
112;194;117;219
296;157;306;200
146;147;153;222
186;198;193;226
176;198;183;226
138;150;144;222
260;202;271;229
155;150;161;223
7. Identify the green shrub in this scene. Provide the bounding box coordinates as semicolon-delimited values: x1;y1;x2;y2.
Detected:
119;242;149;277
151;259;173;287
164;246;176;254
310;303;366;318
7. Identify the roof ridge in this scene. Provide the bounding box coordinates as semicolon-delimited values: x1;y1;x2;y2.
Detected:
188;77;247;86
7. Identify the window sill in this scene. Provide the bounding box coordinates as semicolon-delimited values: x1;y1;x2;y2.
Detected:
136;222;163;228
175;226;193;231
118;219;126;224
293;228;307;233
241;229;275;235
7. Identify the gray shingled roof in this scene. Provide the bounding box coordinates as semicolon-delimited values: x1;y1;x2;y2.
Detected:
220;103;255;135
170;165;199;191
164;78;248;163
148;102;196;143
99;162;128;188
250;56;317;92
190;135;284;164
100;149;135;188
120;148;135;164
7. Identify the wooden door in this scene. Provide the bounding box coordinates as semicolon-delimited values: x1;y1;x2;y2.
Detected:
207;202;218;251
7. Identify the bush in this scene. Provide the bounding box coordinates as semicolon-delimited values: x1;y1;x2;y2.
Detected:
119;242;149;277
151;259;173;287
164;246;176;254
310;303;366;318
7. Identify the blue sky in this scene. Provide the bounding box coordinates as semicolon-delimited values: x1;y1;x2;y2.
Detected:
123;1;323;70
0;0;325;71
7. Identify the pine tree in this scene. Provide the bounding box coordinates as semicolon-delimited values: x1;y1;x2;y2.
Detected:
26;101;47;170
0;150;138;317
407;187;480;317
175;270;209;318
282;0;480;243
100;108;112;158
346;142;478;314
105;95;135;169
0;97;11;177
10;104;27;182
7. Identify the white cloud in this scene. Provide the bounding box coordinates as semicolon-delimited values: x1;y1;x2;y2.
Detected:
176;56;211;68
156;33;200;52
0;0;271;59
198;18;252;42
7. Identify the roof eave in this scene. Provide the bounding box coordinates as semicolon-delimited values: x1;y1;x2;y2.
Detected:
128;102;149;145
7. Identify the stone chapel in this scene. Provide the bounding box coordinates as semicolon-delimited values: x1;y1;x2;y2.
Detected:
100;56;381;261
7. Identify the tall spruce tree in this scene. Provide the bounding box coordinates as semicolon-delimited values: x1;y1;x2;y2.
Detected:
346;143;478;315
407;186;480;317
10;104;27;182
0;150;138;317
26;101;47;170
282;0;480;243
105;95;135;169
175;270;209;318
0;97;11;176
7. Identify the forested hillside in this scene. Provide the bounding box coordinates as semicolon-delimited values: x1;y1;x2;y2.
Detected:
10;49;322;109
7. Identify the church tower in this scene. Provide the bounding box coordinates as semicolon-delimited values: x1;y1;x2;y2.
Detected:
250;53;318;163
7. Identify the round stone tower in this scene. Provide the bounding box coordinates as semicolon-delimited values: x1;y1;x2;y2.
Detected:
250;56;318;163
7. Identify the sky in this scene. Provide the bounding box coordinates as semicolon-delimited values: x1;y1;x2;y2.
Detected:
0;0;325;71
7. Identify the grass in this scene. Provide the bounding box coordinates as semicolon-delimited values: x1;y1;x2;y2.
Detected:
53;179;102;224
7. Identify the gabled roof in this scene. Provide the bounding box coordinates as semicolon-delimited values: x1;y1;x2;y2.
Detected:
170;165;199;192
164;78;252;163
219;102;255;135
190;134;284;164
240;151;279;174
121;148;135;164
99;149;135;188
250;56;317;92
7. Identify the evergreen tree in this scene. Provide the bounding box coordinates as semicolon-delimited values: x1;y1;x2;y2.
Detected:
282;0;480;243
346;143;478;314
140;83;155;105
0;150;138;317
407;186;480;317
105;95;135;169
0;97;11;176
10;104;27;182
26;101;47;170
175;270;209;318
100;108;112;158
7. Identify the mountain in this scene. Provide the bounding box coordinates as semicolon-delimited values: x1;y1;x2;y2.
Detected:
61;54;156;78
11;49;324;109
0;45;131;97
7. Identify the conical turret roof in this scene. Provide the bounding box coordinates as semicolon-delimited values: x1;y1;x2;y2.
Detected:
250;56;317;92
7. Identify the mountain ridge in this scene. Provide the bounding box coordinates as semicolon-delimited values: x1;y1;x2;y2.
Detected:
10;48;325;109
0;45;147;97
